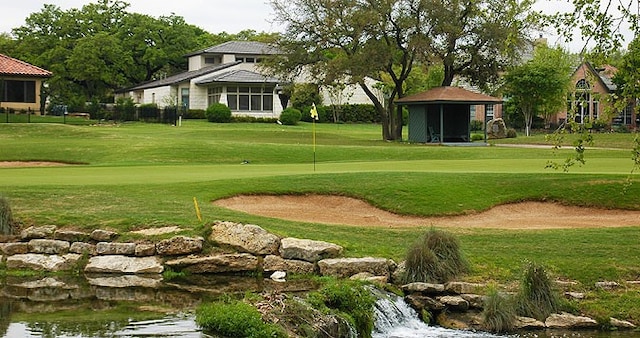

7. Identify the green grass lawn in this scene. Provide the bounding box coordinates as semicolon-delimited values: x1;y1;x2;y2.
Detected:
1;120;640;322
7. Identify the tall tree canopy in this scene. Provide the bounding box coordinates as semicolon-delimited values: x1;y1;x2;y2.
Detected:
268;0;536;140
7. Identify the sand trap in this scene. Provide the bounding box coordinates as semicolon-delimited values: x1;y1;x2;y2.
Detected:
213;195;640;229
0;161;69;167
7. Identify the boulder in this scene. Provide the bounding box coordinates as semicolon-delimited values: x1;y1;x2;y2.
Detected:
280;238;343;263
164;253;259;274
28;239;70;254
1;242;29;255
90;229;119;241
270;271;286;282
317;257;393;278
402;282;445;295
437;295;470;311
54;230;90;242
156;236;203;256
545;312;598;329
610;317;636;329
84;255;164;274
486;118;507;139
263;255;315;274
595;281;620;290
6;253;81;272
349;272;388;284
461;294;485;309
210;221;280;255
405;294;445;311
135;243;156;257
565;292;585;300
21;225;56;240
445;282;485;294
69;242;97;255
96;242;136;255
513;316;546;330
86;275;163;288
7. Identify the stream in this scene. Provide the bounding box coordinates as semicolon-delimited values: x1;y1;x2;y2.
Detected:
0;275;635;338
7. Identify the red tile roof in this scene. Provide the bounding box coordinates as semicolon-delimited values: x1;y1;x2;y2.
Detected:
0;54;52;77
396;86;502;104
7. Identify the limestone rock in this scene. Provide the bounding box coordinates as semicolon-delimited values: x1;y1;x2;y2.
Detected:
69;242;97;255
391;260;406;284
210;221;280;255
445;282;485;294
156;236;203;256
54;230;90;242
270;271;286;282
461;294;485;309
595;281;620;290
402;282;445;295
437;295;469;311
280;238;343;263
565;292;585;300
28;239;70;254
21;225;56;240
135;243;156;256
6;253;81;271
96;242;136;255
317;257;393;278
514;316;546;330
84;255;164;274
1;242;29;255
263;255;315;274
405;294;445;311
165;253;258;274
349;272;388;284
90;229;119;241
545;312;598;329
486;118;507;139
610;317;636;329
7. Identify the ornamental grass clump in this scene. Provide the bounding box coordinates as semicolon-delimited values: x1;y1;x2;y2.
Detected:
482;285;517;333
403;228;469;283
0;196;16;235
515;261;559;321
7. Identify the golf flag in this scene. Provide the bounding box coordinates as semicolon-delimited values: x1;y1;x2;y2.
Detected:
310;103;319;120
311;103;318;171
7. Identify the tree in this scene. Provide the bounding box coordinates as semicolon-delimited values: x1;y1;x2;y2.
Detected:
503;45;574;136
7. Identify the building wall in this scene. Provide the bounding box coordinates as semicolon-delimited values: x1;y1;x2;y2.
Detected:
554;63;614;125
1;77;47;114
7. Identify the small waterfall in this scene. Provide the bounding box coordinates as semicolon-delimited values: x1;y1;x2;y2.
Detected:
371;289;501;338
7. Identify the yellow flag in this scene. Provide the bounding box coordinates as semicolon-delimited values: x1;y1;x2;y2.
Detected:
310;103;319;120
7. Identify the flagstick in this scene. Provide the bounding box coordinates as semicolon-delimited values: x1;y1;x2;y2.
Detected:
312;118;316;172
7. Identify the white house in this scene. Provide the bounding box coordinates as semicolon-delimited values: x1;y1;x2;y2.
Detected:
117;41;383;118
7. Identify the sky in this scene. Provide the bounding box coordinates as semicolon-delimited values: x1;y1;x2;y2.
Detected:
1;0;278;35
0;0;635;53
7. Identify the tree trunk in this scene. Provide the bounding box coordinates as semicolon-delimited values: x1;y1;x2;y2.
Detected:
359;82;392;140
442;63;455;86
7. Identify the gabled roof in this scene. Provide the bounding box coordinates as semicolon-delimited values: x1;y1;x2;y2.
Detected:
186;41;279;57
196;69;280;85
396;86;502;105
0;54;52;77
120;61;241;92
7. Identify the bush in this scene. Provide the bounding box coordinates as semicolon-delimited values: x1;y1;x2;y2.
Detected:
506;128;517;138
471;133;485;142
308;280;376;338
196;299;286;338
290;83;322;112
515;261;559;321
470;119;484;131
403;228;469;283
0;196;16;235
114;97;136;121
185;109;206;119
138;103;159;121
279;108;302;125
205;103;232;123
482;286;516;333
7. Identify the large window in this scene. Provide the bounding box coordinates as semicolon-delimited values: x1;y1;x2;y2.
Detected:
1;80;36;103
572;79;598;123
227;86;274;111
207;87;222;107
181;88;190;109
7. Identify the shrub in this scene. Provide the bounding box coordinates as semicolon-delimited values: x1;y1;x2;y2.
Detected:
308;280;376;338
138;103;159;121
470;119;484;131
205;103;232;123
515;261;559;321
290;83;322;112
403;228;469;283
279;108;302;125
471;133;485;142
0;196;16;235
506;128;517;138
196;299;286;338
114;97;136;121
185;109;206;119
482;285;516;333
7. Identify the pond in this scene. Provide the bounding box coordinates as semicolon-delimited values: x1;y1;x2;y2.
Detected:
1;274;636;338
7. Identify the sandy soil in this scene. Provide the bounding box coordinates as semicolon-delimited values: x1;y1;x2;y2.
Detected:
0;161;68;167
213;195;640;229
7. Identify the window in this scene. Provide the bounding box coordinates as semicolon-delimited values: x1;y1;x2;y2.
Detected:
572;79;598;123
207;87;222;106
235;56;258;63
469;105;476;121
181;88;190;109
226;86;274;111
2;80;36;103
486;105;494;119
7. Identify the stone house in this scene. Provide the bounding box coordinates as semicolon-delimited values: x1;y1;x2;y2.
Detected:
0;54;52;115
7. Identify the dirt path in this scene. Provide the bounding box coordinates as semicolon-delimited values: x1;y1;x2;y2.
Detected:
213;195;640;229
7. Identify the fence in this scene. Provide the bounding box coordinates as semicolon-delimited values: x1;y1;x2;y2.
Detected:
0;106;184;125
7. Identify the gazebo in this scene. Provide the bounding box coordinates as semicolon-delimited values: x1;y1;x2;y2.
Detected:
396;86;503;143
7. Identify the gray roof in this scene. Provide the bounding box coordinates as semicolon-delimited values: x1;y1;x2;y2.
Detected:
186;41;279;57
120;62;241;91
196;69;281;85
